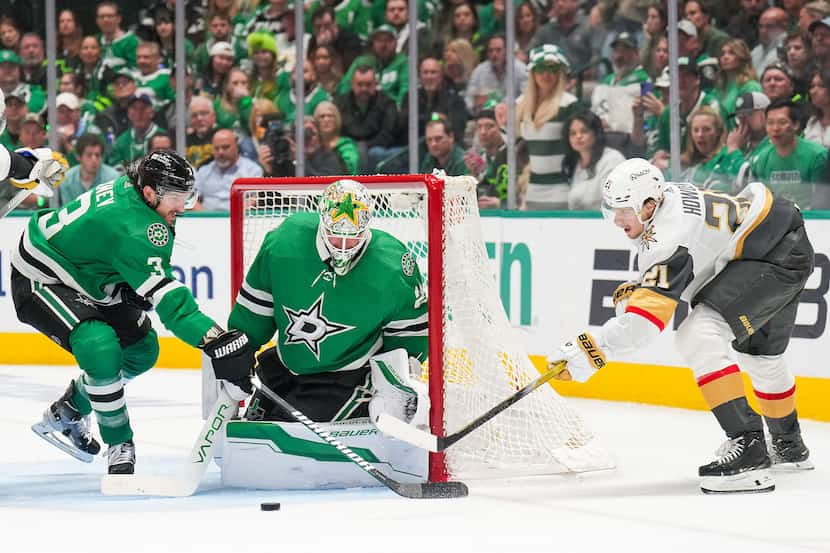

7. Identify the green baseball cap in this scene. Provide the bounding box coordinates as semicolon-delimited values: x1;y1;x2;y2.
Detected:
0;50;22;65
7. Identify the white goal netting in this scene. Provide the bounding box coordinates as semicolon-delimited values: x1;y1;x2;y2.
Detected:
232;175;614;479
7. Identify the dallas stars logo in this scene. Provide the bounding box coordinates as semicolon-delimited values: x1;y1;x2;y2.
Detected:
282;294;354;360
328;192;368;227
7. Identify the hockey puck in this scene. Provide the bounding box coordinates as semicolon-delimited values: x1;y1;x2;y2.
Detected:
260;502;281;511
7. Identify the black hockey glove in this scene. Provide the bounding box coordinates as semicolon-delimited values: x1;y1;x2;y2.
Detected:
120;285;153;311
201;328;255;400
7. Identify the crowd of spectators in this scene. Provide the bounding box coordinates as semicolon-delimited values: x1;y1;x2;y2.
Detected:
1;0;830;210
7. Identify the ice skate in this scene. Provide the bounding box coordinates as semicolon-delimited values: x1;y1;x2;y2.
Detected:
769;433;814;471
699;431;775;494
107;441;136;475
31;381;100;463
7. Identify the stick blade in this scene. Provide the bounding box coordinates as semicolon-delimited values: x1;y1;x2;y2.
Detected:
374;414;439;451
393;480;469;499
100;474;199;497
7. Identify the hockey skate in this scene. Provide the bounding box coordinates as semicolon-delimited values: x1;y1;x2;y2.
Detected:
31;381;101;463
769;433;814;471
698;431;775;494
107;441;136;474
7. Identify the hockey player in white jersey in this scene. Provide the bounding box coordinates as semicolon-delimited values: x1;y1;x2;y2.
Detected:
0;89;69;214
551;158;814;494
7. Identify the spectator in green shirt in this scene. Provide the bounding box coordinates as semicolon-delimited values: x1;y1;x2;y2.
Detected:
420;118;468;176
338;24;409;106
751;98;829;208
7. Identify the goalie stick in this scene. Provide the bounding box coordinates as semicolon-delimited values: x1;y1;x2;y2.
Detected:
374;360;568;452
100;384;236;497
0;188;35;219
252;376;468;499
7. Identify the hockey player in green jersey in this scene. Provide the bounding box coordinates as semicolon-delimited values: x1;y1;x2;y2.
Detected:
230;179;430;426
12;150;255;475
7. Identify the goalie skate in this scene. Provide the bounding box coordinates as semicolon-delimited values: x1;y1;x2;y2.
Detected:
699;431;775;494
31;382;100;463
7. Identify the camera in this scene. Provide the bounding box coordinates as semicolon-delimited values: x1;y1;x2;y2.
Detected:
261;113;294;177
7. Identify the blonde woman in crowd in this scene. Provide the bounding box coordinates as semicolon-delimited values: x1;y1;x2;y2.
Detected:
517;44;582;210
443;39;478;96
678;106;735;191
314;101;360;175
215;67;253;132
714;38;761;125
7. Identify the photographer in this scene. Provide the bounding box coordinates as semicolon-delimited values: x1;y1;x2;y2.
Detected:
257;116;344;177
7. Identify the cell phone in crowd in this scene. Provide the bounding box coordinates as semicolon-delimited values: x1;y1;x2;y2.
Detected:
640;81;654;97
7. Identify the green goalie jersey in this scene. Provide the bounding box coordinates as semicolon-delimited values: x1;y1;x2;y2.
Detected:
229;211;428;375
10;176;215;347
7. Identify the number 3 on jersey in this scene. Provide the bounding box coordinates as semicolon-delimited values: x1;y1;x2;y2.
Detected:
147;256;164;277
643;264;669;289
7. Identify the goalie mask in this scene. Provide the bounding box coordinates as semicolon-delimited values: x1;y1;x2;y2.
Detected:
601;158;665;225
318;179;372;275
132;150;197;211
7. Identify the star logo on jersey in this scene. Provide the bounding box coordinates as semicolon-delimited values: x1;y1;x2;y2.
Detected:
282;294;354;360
328;192;368;227
147;223;169;247
640;225;657;250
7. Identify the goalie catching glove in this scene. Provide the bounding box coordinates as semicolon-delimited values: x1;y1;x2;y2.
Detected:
550;332;608;383
10;148;69;196
201;327;255;401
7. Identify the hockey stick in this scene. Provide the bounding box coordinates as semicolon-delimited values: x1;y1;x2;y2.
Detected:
0;188;34;219
100;384;236;497
375;360;568;452
252;376;468;499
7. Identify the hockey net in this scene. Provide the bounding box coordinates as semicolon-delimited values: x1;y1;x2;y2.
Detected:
230;174;613;481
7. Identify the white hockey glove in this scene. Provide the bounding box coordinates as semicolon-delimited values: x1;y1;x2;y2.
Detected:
10;148;69;196
201;327;255;402
612;280;637;317
369;349;429;427
550;332;608;383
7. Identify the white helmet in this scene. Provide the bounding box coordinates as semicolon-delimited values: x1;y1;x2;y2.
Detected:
601;158;665;224
0;88;5;135
318;179;372;275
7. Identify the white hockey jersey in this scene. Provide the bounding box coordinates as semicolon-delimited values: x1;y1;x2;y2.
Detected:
600;181;777;353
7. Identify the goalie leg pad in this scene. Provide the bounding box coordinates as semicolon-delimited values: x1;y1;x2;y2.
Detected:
369;349;429;426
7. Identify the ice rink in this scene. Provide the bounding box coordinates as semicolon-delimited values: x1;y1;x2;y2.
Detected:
1;364;828;553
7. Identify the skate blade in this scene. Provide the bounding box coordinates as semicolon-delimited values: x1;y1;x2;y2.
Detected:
31;422;95;463
700;468;775;494
771;459;815;472
101;474;198;497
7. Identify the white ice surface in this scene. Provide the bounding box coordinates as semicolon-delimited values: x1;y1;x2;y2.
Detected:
1;364;828;553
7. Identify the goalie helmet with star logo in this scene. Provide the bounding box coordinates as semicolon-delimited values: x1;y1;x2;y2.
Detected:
318;179;373;275
601;157;665;224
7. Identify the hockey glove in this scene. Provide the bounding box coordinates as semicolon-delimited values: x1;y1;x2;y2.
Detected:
201;328;255;401
10;148;69;195
550;332;608;383
612;281;638;316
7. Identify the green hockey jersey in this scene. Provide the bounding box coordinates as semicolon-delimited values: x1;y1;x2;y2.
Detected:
10;176;215;347
229;211;428;375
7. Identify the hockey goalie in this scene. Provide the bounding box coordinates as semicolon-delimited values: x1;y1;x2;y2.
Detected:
211;179;431;489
